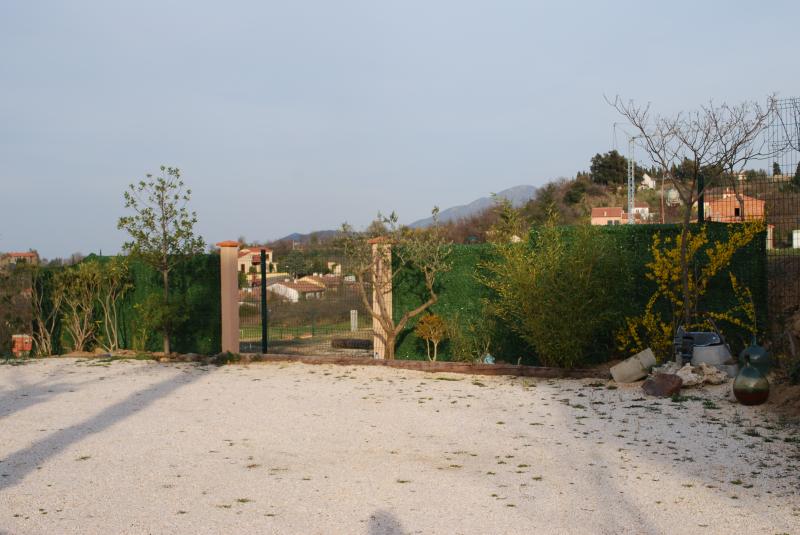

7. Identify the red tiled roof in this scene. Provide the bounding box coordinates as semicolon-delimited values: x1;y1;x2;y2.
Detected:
591;207;624;218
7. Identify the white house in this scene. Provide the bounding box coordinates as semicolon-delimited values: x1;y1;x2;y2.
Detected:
639;173;657;190
267;281;326;303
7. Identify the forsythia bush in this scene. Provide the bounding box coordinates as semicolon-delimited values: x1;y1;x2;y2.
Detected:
616;222;763;361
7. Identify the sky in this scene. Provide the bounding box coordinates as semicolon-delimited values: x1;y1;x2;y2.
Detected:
1;0;799;259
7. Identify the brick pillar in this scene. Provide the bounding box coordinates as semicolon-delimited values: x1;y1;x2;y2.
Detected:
369;238;392;359
217;241;240;354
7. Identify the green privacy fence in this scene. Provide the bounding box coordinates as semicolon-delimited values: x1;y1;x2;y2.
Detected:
393;223;767;364
116;254;221;354
25;254;221;355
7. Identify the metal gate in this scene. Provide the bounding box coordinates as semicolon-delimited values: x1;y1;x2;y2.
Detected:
238;248;373;356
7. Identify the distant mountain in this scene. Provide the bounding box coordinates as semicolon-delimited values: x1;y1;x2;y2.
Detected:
274;229;341;243
409;185;537;228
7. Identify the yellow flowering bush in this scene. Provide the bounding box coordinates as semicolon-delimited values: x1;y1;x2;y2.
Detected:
616;222;764;361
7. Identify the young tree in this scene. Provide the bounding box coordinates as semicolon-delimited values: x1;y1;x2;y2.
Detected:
773;161;782;176
340;209;452;360
31;267;64;356
415;314;447;361
611;97;773;326
117;166;204;353
56;261;102;352
97;257;132;351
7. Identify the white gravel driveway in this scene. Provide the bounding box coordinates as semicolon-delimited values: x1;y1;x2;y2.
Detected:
0;358;798;534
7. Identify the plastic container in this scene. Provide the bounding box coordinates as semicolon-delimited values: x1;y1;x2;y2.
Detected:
611;348;656;383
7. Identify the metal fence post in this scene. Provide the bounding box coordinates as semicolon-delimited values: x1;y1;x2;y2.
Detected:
260;249;268;354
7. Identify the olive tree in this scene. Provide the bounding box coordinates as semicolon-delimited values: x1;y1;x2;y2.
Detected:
117;166;204;353
340;210;451;360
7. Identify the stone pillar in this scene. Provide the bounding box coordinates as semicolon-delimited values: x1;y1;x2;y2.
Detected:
767;224;774;250
217;241;240;354
369;238;392;359
793;229;800;249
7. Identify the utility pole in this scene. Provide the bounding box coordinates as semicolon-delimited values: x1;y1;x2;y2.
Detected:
627;137;635;224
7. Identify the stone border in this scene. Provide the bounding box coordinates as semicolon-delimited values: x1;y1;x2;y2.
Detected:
241;353;609;379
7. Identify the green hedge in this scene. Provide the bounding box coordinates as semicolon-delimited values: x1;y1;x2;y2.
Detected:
117;255;221;354
48;254;221;355
394;223;767;363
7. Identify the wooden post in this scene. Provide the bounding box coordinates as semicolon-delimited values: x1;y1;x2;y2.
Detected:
217;241;240;354
370;238;392;359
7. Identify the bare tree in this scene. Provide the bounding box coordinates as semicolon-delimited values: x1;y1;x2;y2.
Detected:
611;97;773;325
340;210;452;360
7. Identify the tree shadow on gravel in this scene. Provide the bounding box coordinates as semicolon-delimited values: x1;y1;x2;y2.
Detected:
0;365;207;492
367;509;406;535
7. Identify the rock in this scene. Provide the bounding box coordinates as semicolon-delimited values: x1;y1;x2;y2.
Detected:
642;373;683;397
697;362;727;385
652;361;680;375
676;364;703;387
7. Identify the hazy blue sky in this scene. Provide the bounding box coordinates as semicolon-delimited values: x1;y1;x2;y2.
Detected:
1;0;798;258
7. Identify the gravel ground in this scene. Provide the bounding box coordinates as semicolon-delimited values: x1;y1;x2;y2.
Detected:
0;358;798;535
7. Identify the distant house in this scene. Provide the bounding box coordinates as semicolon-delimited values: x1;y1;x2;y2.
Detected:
0;251;39;268
591;207;625;226
631;202;651;221
326;261;342;275
237;247;276;284
591;204;651;226
639;173;657;190
299;274;342;290
704;189;765;222
267;281;326;302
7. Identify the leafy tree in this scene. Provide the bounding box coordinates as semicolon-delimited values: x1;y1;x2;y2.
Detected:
563;179;587;205
56;261;102;352
590;150;645;185
341;209;452;360
117;166;204;353
773;161;782;176
282;250;312;278
96;256;132;351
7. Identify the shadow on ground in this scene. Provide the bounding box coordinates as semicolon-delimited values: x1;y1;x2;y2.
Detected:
0;364;206;492
367;509;405;535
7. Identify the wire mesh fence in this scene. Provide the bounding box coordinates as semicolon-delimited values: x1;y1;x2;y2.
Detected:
238;249;373;356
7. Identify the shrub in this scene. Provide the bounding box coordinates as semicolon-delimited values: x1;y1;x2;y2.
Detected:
480;217;627;368
445;312;494;363
414;314;447;361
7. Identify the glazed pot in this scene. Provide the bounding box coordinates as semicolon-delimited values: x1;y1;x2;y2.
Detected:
733;358;770;406
739;335;770;376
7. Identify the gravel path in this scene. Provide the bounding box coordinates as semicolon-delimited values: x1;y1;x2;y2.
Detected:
0;358;798;534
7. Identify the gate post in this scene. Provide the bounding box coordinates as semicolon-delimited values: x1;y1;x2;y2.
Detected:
217;241;240;354
370;238;392;359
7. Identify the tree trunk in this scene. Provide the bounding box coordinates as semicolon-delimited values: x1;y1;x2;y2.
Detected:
679;209;692;326
433;341;438;362
384;332;396;360
162;269;171;354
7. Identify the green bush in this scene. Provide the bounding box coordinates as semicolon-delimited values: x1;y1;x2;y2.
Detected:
481;221;629;368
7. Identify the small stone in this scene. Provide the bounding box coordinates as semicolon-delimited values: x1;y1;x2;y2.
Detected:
642;373;683;397
676;364;703;387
